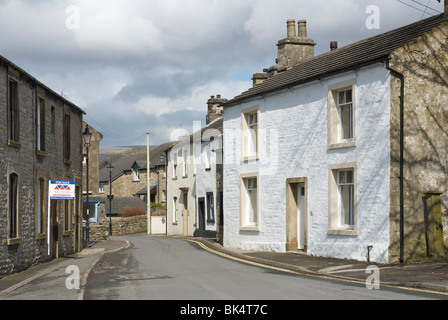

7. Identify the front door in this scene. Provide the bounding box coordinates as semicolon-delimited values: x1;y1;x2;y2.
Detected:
286;178;307;251
182;190;189;236
198;198;205;233
51;200;59;258
297;183;306;250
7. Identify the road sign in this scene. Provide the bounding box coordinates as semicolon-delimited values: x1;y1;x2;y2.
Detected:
49;181;75;200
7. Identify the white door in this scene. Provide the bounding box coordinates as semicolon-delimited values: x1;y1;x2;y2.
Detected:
297;183;306;250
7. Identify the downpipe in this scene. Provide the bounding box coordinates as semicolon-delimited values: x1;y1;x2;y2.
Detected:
385;59;405;264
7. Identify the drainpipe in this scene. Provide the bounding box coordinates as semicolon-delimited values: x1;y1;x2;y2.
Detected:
386;59;405;264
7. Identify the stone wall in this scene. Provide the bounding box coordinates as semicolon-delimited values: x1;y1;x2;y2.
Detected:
388;22;448;262
0;59;84;278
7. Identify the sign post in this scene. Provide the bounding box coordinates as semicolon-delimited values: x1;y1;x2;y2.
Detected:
47;181;76;256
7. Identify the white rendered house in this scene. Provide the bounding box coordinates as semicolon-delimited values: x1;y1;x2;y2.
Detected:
222;15;448;263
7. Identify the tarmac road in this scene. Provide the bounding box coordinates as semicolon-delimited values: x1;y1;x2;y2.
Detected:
83;235;446;300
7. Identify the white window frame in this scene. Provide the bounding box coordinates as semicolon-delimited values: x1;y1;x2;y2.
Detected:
328;80;356;150
240;172;260;231
328;162;358;236
241;106;260;161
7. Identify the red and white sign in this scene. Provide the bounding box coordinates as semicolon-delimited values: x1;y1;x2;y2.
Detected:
49;181;75;200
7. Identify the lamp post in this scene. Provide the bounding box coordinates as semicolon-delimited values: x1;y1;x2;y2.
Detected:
82;125;92;248
107;163;114;236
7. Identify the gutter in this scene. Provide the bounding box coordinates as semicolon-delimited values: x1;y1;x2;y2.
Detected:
385;59;405;264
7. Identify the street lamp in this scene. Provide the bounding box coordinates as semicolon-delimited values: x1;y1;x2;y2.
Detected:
82;125;92;248
107;163;114;236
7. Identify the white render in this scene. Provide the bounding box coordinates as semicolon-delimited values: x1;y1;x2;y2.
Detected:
166;137;197;237
223;64;392;263
195;120;222;236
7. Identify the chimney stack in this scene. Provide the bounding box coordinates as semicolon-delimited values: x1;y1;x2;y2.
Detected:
275;19;316;70
330;41;338;51
206;95;227;124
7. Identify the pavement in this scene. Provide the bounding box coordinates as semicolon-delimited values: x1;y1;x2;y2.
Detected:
0;235;447;300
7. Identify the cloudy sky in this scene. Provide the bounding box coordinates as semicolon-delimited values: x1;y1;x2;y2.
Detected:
0;0;444;146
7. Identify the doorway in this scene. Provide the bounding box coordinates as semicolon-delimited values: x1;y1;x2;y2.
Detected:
181;189;189;236
286;178;308;251
198;197;205;233
51;200;59;258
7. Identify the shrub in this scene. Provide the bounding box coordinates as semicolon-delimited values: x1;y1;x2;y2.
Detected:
119;206;146;217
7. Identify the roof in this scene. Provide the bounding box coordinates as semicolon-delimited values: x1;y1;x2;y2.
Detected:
0;54;86;115
225;14;448;106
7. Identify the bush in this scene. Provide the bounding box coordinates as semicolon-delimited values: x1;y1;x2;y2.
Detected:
119;206;146;217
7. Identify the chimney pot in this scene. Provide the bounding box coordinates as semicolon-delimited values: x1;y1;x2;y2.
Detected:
287;19;296;38
330;41;338;51
297;20;307;37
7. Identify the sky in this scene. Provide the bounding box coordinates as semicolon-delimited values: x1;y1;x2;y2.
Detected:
0;0;445;146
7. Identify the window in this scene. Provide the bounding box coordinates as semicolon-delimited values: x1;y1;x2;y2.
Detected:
328;163;358;236
63;114;71;161
37;177;45;235
8;79;19;143
206;193;214;222
9;173;19;240
133;168;140;181
50;106;55;134
183;150;188;177
37;97;45;152
173;197;178;223
337;89;353;141
99;183;105;194
242;108;259;160
328;80;356;149
64;201;70;232
240;173;259;231
337;169;354;228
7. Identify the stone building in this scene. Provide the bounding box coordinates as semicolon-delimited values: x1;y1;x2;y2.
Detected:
222;13;448;263
0;55;85;278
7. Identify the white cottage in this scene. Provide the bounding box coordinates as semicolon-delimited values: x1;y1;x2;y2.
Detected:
222;14;448;263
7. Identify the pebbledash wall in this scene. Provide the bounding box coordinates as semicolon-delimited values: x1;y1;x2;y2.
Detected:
223;64;392;263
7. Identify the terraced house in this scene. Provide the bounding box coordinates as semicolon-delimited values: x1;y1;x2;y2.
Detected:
0;55;85;278
222;12;448;263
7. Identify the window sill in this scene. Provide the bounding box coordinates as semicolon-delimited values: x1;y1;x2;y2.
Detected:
5;237;22;245
240;226;260;232
35;233;47;240
327;228;358;236
241;155;259;162
328;140;356;150
36;150;47;158
8;140;21;149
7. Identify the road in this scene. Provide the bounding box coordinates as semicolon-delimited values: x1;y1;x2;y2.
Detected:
83;235;443;301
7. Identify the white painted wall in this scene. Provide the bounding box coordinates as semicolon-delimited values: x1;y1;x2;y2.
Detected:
223;64;391;263
195;121;222;235
166;138;197;236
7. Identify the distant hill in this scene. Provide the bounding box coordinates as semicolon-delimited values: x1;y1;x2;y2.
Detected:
99;146;154;169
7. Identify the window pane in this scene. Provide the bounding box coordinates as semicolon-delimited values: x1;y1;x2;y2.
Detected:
339;185;353;226
9;174;18;238
248;189;257;224
340;104;352;140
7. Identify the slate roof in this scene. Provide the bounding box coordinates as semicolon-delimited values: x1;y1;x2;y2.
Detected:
0;55;86;115
225;13;448;106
